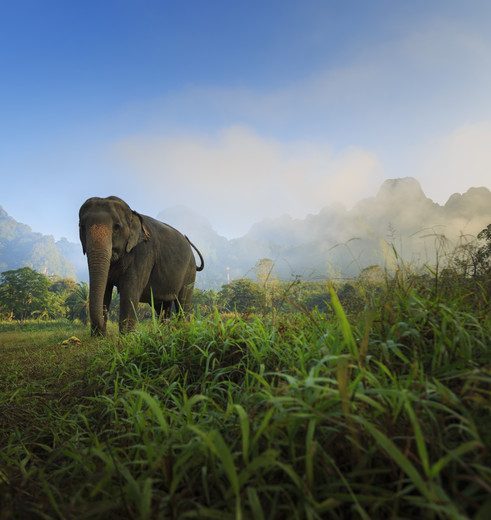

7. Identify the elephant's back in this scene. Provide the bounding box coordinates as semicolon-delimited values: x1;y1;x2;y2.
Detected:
143;215;196;274
143;215;189;241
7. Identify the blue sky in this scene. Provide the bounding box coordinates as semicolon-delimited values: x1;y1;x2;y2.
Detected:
1;0;491;241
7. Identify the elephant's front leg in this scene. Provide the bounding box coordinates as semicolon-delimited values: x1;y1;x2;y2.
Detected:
103;285;113;328
119;284;140;333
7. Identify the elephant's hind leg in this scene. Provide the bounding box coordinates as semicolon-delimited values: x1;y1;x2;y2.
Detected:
177;285;194;316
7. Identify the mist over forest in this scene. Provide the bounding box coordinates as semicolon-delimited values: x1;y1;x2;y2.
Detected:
1;177;491;289
159;177;491;288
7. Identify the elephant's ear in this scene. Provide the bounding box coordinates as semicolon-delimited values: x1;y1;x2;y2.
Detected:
126;212;150;252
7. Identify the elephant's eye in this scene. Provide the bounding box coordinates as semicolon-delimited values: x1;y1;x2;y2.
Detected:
113;223;121;233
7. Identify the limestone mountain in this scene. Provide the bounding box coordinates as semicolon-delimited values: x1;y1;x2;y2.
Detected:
160;178;491;284
0;206;76;279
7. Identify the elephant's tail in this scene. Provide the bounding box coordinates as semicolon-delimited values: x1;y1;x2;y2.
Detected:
187;237;205;271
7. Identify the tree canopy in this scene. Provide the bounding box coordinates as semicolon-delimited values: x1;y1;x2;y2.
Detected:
0;267;51;320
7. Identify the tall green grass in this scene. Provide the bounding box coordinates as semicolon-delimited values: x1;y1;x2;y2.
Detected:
1;283;490;519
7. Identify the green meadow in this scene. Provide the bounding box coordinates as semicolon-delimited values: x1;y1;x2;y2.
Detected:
1;275;490;519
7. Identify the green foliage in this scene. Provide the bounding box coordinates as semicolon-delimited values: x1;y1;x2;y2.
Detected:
1;229;491;517
1;267;490;519
477;223;491;252
109;288;121;321
197;278;354;316
218;278;265;313
49;277;78;295
450;224;491;280
65;281;90;324
476;223;491;274
0;268;85;321
281;278;333;312
0;267;52;320
192;287;219;313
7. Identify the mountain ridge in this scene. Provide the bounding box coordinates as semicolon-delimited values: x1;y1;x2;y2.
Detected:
2;178;491;288
157;177;491;287
0;206;77;279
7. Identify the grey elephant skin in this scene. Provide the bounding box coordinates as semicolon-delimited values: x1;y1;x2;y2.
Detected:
79;196;204;334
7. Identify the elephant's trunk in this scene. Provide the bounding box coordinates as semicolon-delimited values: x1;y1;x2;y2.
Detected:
86;224;112;335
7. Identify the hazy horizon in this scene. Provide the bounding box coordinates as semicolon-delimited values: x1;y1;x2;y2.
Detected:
2;1;491;241
2;176;490;245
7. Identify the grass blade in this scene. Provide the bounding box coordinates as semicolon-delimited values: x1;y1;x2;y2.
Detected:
130;389;169;436
329;285;358;357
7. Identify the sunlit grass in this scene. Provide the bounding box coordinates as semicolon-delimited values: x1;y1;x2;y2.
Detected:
1;281;490;519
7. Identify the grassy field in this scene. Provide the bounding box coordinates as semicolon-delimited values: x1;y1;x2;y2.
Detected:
1;283;490;519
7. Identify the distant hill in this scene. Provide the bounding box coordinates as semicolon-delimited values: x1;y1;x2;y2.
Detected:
2;178;491;287
55;237;88;282
160;178;491;286
0;206;76;279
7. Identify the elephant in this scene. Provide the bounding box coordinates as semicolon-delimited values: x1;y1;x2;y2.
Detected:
79;196;204;334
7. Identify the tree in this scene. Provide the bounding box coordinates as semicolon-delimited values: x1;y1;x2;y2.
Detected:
108;289;120;322
254;258;279;311
218;279;264;313
49;278;78;295
476;224;491;275
65;282;90;324
282;279;332;312
0;267;51;320
453;224;491;278
359;265;385;286
192;288;218;313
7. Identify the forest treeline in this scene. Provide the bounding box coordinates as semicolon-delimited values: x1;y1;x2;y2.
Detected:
1;224;490;324
0;265;351;324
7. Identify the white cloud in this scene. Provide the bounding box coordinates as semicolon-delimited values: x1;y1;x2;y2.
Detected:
123;14;491;165
109;16;491;236
418;122;491;204
114;126;384;237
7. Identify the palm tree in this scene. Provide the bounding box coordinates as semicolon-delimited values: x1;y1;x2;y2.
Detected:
65;282;90;324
